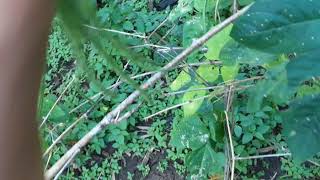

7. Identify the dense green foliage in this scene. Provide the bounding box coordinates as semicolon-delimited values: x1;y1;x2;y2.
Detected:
41;0;320;179
231;0;320;162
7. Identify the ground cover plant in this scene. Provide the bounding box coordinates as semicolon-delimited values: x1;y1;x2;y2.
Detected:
41;0;320;179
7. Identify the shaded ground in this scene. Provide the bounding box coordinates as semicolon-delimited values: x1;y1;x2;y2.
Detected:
251;156;282;179
117;150;184;180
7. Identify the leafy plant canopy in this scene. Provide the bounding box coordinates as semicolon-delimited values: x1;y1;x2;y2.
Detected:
41;0;320;179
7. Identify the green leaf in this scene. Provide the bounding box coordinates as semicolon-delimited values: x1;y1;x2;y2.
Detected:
297;82;320;98
220;65;239;82
169;0;194;21
123;21;134;31
257;125;270;134
208;119;216;141
255;132;264;140
170;116;210;150
286;50;320;91
170;68;192;91
183;17;205;47
247;72;289;112
205;111;224;142
239;114;254;127
117;120;128;130
242;133;253;144
196;65;220;83
186;144;225;178
205;24;233;60
182;85;207;117
239;0;254;6
40;95;68;122
283;95;320;162
234;125;243;138
219;40;277;66
194;0;215;12
231;0;320;54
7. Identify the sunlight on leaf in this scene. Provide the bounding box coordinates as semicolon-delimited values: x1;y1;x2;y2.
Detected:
182;85;207;117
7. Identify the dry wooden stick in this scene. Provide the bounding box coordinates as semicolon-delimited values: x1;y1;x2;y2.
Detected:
224;86;236;180
235;153;291;160
45;6;251;179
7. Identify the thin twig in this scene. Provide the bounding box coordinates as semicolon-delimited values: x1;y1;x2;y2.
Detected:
215;0;221;23
52;148;80;180
179;61;222;67
225;110;235;179
42;107;93;157
308;160;320;167
147;17;168;39
115;60;131;86
270;172;277;180
84;24;147;39
235;153;291;161
165;85;226;96
45;6;251;179
165;76;258;96
144;95;216;120
40;75;76;128
129;43;183;50
158;24;176;43
142;147;154;164
44;151;53;171
69;93;101;114
232;0;238;14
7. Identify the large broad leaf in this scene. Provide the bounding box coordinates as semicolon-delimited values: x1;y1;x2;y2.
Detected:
170;68;192;91
219;40;277;66
182;85;207;117
194;0;216;13
286;50;320;91
170;116;210;150
205;24;233;60
170;62;219;92
239;0;255;6
183;17;206;47
196;65;220;83
220;65;239;82
231;0;320;54
247;71;289;112
186;144;225;179
283;95;320;162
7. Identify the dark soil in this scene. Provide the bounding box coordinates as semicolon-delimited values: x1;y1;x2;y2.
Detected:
250;156;282;179
117;150;184;180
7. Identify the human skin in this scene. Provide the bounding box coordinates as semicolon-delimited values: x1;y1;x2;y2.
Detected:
0;0;53;179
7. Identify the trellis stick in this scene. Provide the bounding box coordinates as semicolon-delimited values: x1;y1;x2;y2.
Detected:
45;6;251;179
235;153;291;160
224;85;236;180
